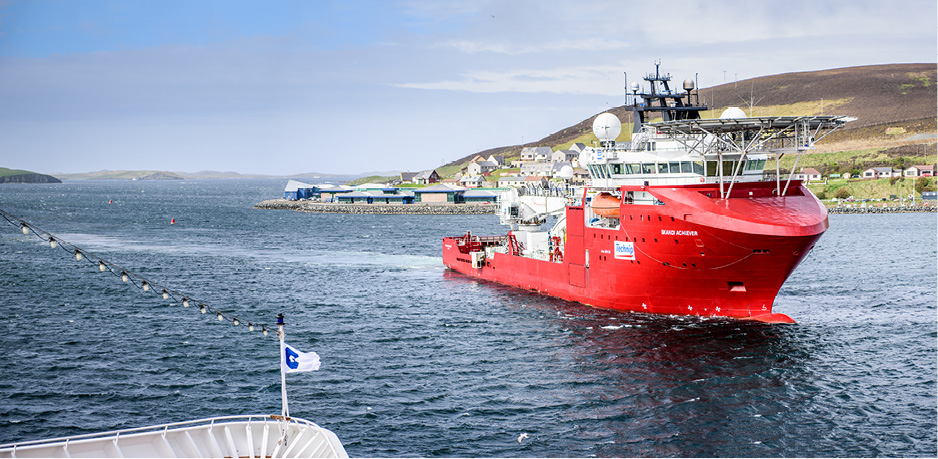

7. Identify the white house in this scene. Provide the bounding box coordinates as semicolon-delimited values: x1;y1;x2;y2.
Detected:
459;175;485;188
905;165;934;177
802;168;822;182
520;146;552;161
467;161;498;176
551;149;579;163
862;167;893;179
498;176;527;188
520;161;554;177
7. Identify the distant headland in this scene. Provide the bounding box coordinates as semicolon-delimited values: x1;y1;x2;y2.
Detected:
0;167;61;184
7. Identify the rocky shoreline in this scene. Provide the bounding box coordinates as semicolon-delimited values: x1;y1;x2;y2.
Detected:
828;205;935;214
255;199;497;214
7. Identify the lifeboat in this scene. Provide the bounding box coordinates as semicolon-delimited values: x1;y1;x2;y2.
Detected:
591;192;620;218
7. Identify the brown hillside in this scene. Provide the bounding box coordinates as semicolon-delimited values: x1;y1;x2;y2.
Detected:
445;63;937;169
707;63;936;127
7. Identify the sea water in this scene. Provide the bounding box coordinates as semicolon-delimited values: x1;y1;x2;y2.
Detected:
0;180;935;457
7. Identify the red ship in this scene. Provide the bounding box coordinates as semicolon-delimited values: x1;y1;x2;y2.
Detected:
443;64;854;323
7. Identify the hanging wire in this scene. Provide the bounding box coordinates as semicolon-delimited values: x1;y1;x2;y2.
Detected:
0;208;271;338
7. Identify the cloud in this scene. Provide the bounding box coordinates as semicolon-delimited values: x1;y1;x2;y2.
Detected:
394;65;625;94
436;37;630;55
0;0;934;175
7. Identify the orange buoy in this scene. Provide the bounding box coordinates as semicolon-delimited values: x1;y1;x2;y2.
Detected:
171;218;175;224
108;200;112;204
591;192;620;218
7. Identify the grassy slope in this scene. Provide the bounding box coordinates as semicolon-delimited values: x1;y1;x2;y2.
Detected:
0;167;37;177
346;175;398;186
54;170;171;180
807;176;935;204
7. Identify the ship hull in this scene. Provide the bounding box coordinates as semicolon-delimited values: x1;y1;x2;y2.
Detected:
442;182;827;323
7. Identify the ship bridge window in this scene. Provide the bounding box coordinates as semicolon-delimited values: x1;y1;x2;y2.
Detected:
745;159;766;171
610;164;623;175
657;163;669;174
681;161;693;173
669;162;681;173
589;164;609;178
693;161;704;175
624;163;641;174
722;160;741;176
706;160;748;177
641;163;657;174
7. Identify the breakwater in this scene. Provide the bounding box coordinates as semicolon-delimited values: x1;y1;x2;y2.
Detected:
255;199;497;214
828;205;936;214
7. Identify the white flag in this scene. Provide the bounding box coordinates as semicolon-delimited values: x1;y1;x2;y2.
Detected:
281;341;321;373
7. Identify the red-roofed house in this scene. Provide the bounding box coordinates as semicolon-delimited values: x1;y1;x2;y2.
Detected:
904;165;935;177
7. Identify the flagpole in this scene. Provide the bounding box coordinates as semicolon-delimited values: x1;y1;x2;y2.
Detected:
277;313;289;419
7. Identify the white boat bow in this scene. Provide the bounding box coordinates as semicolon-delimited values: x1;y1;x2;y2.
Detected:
0;414;348;458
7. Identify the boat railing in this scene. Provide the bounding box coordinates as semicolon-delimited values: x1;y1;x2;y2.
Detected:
0;414;348;458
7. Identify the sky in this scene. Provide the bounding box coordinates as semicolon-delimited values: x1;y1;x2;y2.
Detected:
0;0;935;176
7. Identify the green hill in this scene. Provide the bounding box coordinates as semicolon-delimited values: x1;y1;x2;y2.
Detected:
0;167;62;183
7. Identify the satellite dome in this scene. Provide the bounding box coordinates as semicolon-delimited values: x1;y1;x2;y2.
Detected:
592;113;622;142
557;165;574;179
720;107;747;119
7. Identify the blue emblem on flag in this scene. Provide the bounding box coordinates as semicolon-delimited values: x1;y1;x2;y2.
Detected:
285;346;300;370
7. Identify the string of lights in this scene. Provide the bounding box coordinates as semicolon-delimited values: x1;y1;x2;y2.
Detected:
0;208;272;337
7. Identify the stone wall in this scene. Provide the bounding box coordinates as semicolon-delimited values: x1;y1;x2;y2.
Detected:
828;205;936;214
255;199;497;215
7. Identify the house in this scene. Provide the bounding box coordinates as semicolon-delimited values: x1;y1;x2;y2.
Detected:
550;162;573;178
283;180;317;200
413;184;466;203
551;150;579;163
413;169;440;185
571;168;590;184
400;172;418;183
905;165;935;177
520;161;554;177
487;155;505;166
467;161;498;176
862;167;893;179
801;168;822;182
460;175;485;188
510;159;535;168
520;146;552;161
568;143;587;153
498;176;527;188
